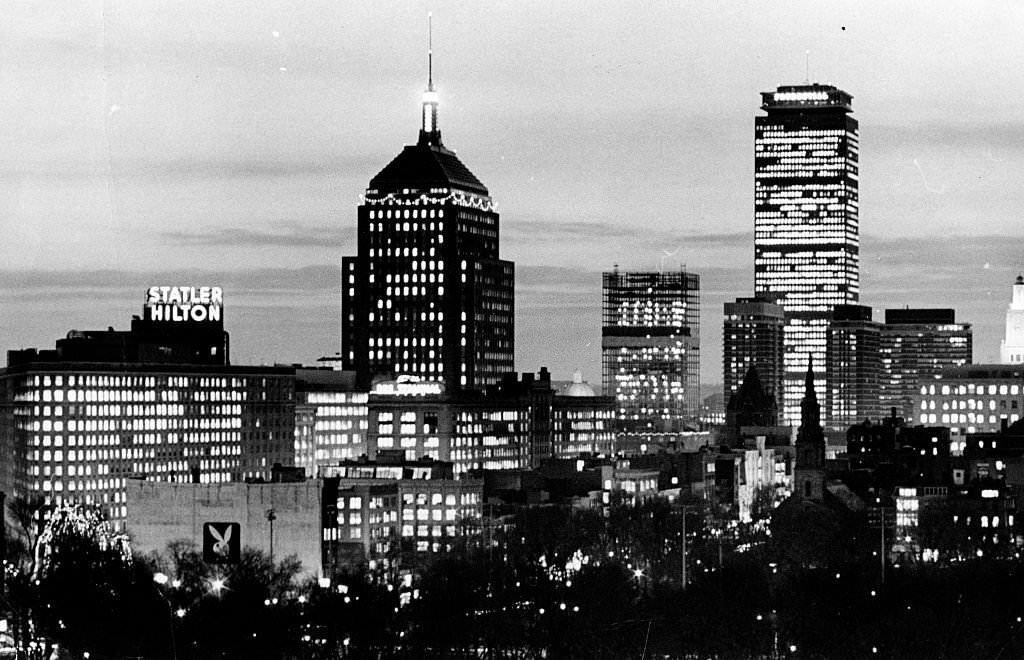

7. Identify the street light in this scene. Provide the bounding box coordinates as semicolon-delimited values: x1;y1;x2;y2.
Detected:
152;573;179;660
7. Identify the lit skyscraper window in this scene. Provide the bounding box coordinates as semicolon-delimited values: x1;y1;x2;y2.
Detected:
754;83;859;424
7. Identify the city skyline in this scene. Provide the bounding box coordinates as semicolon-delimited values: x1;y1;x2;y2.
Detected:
2;2;1023;386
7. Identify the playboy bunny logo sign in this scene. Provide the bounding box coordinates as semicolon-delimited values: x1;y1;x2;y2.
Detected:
202;522;240;564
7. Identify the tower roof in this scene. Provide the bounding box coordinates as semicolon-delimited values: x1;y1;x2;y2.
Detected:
368;143;488;196
367;15;488;198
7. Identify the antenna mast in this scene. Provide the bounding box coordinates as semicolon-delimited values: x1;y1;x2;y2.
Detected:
428;12;434;91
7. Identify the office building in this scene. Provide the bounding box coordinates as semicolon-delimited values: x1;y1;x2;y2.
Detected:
0;288;296;527
754;83;859;424
825;304;882;435
362;369;614;477
601;270;701;432
880;309;972;420
342;56;514;392
723;296;785;412
915;364;1024;435
294;369;369;478
321;455;483;561
1001;275;1024;364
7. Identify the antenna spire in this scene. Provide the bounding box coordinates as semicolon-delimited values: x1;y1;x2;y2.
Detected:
428;12;434;91
419;12;441;146
805;50;810;83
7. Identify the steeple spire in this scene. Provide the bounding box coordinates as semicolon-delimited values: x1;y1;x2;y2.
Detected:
419;12;441;146
800;356;820;428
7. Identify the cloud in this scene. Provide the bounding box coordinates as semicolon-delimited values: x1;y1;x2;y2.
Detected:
506;219;750;248
0;265;343;301
162;225;355;249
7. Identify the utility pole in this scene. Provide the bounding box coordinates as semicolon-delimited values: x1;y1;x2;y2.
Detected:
880;506;886;585
266;508;276;566
681;504;688;590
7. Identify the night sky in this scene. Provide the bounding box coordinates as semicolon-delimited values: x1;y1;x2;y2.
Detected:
2;1;1022;387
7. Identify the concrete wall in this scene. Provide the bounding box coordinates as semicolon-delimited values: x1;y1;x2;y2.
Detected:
126;479;323;577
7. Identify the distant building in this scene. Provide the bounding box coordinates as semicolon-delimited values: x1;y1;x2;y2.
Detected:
915;364;1024;436
321;455;483;564
601;269;700;432
880;308;972;421
825;304;881;436
1001;275;1024;364
723;296;784;413
754;83;860;424
552;372;616;459
341;58;514;392
0;289;296;528
294;369;369;477
363;369;613;477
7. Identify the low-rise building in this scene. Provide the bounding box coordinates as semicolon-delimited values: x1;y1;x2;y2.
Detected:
126;477;323;577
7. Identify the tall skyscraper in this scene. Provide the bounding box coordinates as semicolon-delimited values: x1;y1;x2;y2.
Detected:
825;304;881;435
754;83;859;424
723;296;785;412
342;51;514;392
1001;275;1024;364
601;270;700;432
879;308;972;420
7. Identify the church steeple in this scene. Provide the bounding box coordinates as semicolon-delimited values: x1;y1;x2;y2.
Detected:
800;356;820;430
419;12;442;147
795;357;826;500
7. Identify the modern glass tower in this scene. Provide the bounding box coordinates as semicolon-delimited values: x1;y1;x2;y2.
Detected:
754;83;859;424
342;53;514;392
601;270;700;432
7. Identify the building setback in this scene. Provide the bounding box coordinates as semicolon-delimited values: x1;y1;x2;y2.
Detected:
723;296;785;413
342;61;513;392
754;83;860;424
601;270;700;432
880;308;972;421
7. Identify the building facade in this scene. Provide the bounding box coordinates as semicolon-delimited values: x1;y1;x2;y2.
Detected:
294;369;369;477
601;270;701;432
342;65;514;392
723;296;785;412
915;365;1024;436
0;291;296;527
825;304;882;435
362;370;614;477
880;308;972;420
754;83;859;424
1001;275;1024;365
127;479;323;577
322;457;483;562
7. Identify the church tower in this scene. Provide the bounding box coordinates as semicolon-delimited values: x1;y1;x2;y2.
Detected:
794;358;826;501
